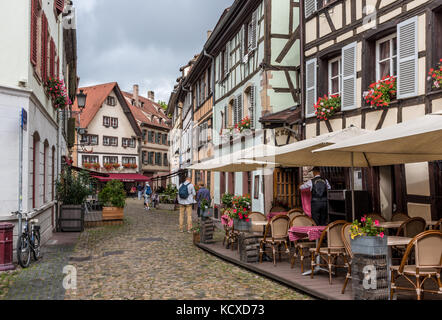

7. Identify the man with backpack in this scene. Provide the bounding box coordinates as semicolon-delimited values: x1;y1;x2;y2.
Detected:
300;167;331;226
144;182;153;211
178;176;196;233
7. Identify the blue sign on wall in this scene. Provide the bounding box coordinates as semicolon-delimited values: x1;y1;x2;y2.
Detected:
21;108;27;131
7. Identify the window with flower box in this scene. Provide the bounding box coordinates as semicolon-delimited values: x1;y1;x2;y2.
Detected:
103;156;118;164
122;138;135;148
103;136;118;147
82;155;99;164
122;157;136;164
376;34;397;81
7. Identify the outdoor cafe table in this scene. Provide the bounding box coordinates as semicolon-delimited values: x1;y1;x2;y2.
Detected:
379;220;439;230
288;226;327;276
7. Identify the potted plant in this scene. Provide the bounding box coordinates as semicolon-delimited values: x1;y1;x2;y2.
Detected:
314;94;341;120
123;163;132;169
200;198;212;219
113;163;121;170
229;195;252;232
103;163;114;171
349;215;388;300
235;116;251;133
98;180;126;221
92;163;101;170
428;59;442;90
46;77;71;109
83;162;92;169
363;75;397;109
130;163;138;169
56;168;92;232
191;223;201;245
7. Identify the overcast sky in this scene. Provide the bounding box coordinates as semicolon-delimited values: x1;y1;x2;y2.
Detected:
75;0;232;103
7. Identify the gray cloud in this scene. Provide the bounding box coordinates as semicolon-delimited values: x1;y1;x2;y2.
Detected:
74;0;232;102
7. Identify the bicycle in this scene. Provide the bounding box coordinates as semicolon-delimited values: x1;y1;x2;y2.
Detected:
13;211;41;268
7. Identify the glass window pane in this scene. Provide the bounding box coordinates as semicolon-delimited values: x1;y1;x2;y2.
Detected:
392;57;397;76
392;38;397;57
332;78;340;94
331;61;339;77
379;40;390;60
379;61;390;79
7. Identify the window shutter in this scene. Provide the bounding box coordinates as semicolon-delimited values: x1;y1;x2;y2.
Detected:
305;0;317;18
251;11;258;50
55;0;65;15
249;86;256;128
397;17;418;99
341;42;357;110
237;94;243;124
225;43;230;75
50;38;55;78
41;13;48;83
30;0;38;66
305;58;317;117
224;105;228;128
233;99;238;125
240;24;245;59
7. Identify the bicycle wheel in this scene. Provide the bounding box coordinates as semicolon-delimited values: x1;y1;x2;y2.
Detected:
17;234;31;268
32;230;41;261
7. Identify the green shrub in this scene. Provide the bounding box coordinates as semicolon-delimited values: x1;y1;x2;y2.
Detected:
56;168;92;205
98;180;126;208
221;193;233;208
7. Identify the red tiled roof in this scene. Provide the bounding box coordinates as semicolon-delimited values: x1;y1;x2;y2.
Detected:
122;91;171;130
72;82;117;128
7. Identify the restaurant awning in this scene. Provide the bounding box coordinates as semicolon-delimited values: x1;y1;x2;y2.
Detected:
313;113;442;166
188;144;279;172
91;173;151;183
244;126;371;167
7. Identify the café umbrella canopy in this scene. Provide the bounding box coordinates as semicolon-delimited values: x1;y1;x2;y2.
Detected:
189;144;279;172
313;112;442;220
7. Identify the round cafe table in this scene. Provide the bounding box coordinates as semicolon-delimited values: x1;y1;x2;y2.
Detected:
288;225;328;276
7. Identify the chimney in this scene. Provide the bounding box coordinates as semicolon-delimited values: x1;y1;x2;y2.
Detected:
133;84;139;107
207;30;212;40
148;91;155;101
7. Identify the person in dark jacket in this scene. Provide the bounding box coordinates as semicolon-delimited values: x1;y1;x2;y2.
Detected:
196;182;211;219
300;167;331;226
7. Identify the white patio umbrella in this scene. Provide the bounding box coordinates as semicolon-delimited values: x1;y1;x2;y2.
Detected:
313;112;442;220
188;144;278;172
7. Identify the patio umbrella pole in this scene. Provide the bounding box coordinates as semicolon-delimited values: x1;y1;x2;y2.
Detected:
351;152;356;221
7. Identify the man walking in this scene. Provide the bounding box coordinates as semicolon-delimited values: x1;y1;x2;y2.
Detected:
300;167;331;226
137;184;143;200
196;182;211;220
144;182;152;211
178;176;196;233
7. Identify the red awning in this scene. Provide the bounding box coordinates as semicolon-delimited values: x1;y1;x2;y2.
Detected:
91;173;151;183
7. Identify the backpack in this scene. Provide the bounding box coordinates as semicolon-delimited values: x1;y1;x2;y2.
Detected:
312;178;327;199
179;183;189;199
145;185;152;196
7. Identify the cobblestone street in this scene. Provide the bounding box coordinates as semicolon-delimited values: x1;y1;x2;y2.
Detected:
63;199;311;300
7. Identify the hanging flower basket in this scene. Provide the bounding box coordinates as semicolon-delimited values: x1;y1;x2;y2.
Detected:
363;76;396;109
46;77;72;110
428;59;442;90
314;94;341;121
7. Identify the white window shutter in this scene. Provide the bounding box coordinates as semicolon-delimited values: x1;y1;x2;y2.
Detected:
397;16;418;99
237;94;243;123
305;0;317;18
249;86;256;128
226;43;230;74
341;42;357;110
305;58;317;117
240;24;245;59
251;10;258;50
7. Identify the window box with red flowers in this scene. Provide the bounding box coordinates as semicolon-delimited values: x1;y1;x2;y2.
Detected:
46;77;72;109
363;76;397;109
123;163;132;169
130;163;138;169
314;94;341;121
83;163;93;169
103;163;114;171
92;163;101;170
235;116;251;133
112;163;121;170
428;59;442;90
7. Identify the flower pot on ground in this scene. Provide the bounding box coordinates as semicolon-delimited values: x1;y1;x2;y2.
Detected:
193;231;200;245
56;168;93;232
98;180;126;221
200;198;212;219
350;215;388;300
228;195;252;232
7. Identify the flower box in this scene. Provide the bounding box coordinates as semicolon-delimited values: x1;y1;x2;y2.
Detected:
233;218;251;232
314;94;341;120
364;76;396;109
428;59;442;90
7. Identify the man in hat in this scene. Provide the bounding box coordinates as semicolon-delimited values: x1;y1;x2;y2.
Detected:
300;167;331;226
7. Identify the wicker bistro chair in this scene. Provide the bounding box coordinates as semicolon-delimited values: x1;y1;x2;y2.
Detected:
390;230;442;300
287;208;304;221
393;217;427;262
249;212;267;235
309;220;348;284
290;215;317;273
366;213;387;223
391;212;410;222
270;206;286;213
435;219;442;231
259;215;291;266
340;223;353;294
222;216;240;250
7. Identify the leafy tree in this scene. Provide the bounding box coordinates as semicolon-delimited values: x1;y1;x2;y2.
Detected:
98;180;126;208
56;168;92;205
158;100;168;111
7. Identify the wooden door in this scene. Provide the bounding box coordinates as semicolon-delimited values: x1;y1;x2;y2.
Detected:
273;168;300;209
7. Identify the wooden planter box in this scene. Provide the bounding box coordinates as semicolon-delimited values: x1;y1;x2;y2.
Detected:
193;232;200;245
59;205;84;232
102;207;124;221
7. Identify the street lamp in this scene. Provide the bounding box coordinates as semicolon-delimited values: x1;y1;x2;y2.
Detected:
76;89;87;112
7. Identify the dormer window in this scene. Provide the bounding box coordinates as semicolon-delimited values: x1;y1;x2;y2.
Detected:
107;96;116;106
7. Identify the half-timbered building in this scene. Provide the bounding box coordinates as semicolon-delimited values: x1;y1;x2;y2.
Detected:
301;0;442;221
